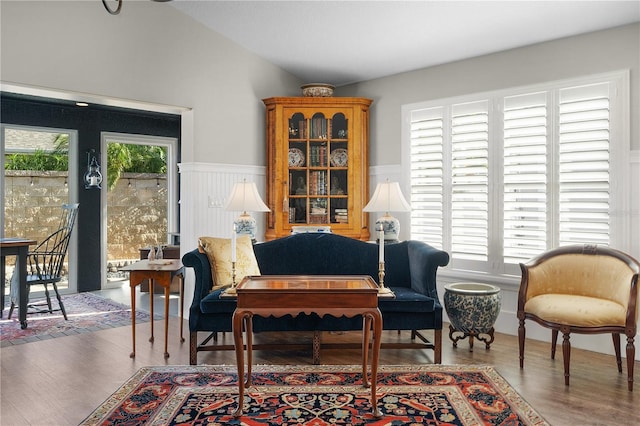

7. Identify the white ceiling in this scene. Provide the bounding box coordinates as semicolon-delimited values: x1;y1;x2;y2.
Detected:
169;1;640;87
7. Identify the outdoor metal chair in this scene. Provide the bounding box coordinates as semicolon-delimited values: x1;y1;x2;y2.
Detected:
8;203;79;320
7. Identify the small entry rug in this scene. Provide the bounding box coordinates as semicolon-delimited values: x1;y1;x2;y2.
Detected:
1;292;156;346
81;364;548;425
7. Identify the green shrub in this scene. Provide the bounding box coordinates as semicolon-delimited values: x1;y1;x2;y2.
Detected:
5;149;69;171
5;134;167;190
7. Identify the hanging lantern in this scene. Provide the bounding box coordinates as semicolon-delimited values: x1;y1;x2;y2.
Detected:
84;150;103;190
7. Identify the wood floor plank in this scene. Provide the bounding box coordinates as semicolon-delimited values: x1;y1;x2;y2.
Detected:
1;317;638;425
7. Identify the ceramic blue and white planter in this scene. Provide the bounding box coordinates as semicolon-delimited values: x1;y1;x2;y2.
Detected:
443;282;502;350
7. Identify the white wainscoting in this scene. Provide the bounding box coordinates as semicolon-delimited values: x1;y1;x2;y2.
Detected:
631;150;640;260
178;162;267;315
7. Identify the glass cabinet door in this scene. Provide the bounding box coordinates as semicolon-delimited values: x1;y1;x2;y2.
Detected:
287;111;349;226
328;113;348;225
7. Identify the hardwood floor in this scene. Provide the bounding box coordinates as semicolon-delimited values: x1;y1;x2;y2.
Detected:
1;315;638;425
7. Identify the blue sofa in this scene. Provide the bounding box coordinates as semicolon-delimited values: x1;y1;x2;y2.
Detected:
182;232;449;365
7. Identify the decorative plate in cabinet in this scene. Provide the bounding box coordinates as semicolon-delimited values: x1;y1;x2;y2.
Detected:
330;148;348;167
288;148;305;167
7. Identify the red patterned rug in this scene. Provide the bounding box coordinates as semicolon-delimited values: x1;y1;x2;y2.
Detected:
80;364;548;425
1;292;156;346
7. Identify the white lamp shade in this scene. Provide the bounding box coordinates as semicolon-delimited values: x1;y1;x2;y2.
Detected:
223;181;270;213
363;181;411;213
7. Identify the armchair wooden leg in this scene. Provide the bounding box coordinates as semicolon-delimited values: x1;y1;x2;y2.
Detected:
518;319;526;368
551;329;558;359
562;330;571;386
626;335;635;391
612;333;622;373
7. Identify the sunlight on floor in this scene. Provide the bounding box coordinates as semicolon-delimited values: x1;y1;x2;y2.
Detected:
93;280;181;317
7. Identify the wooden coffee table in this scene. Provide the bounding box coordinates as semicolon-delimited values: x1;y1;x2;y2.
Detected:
232;275;383;418
119;259;185;359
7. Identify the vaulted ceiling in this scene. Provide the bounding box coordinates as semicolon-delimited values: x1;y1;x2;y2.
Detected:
170;1;640;86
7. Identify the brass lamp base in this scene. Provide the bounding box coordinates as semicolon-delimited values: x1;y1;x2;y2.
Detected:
378;261;390;294
223;261;238;295
378;286;393;294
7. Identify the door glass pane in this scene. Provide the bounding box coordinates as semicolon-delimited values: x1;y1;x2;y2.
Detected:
105;140;169;288
3;127;74;296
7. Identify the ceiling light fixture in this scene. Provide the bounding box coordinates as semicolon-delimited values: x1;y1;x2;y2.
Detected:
102;0;172;16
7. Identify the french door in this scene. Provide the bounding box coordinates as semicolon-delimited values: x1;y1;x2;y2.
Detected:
100;132;179;289
1;124;79;297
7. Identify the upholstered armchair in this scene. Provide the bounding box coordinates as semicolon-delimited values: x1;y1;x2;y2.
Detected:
517;244;639;391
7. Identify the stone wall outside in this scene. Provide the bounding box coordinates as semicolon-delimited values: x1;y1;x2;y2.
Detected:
4;170;167;269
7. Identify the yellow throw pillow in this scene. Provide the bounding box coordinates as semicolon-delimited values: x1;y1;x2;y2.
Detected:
198;235;261;290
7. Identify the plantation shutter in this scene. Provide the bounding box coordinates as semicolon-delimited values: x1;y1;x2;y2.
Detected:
450;101;489;261
558;83;610;245
409;107;444;249
502;92;548;264
405;73;622;279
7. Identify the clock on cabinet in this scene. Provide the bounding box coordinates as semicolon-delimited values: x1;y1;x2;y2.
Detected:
263;96;372;241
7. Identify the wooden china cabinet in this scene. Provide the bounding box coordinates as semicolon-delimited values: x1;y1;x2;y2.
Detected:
263;97;372;241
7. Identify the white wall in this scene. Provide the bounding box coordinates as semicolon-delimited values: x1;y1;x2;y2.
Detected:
0;0;302;165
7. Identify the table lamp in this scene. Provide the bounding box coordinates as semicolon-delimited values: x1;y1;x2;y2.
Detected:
224;179;270;242
363;180;411;243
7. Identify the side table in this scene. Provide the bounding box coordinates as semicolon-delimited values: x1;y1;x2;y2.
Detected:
138;245;181;293
119;259;185;358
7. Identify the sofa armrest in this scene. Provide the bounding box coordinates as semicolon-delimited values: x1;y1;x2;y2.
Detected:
407;241;450;300
182;248;213;311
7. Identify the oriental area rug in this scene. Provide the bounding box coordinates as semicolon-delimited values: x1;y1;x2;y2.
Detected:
1;292;156;346
80;364;549;426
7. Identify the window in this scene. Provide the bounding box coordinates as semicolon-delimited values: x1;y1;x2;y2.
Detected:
403;71;629;281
